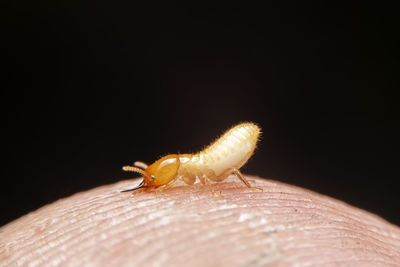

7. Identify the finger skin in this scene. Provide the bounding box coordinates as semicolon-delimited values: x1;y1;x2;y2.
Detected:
1;176;400;266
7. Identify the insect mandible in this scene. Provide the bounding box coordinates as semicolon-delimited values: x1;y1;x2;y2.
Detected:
121;122;262;196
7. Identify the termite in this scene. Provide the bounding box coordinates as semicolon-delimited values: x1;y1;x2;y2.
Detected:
121;122;262;196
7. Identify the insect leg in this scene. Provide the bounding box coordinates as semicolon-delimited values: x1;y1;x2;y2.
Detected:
157;176;180;192
232;168;263;191
203;175;223;198
180;167;196;185
134;161;148;169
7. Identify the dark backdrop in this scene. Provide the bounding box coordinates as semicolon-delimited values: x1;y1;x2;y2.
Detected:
3;2;399;226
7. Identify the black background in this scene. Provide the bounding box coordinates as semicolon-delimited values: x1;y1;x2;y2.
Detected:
2;2;399;226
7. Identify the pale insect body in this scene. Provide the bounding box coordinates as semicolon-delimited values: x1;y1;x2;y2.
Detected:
122;122;261;196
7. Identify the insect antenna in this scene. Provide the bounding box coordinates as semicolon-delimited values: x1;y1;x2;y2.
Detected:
134;161;148;169
122;165;150;178
121;165;150;193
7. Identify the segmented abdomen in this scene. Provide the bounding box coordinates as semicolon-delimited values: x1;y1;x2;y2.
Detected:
193;122;260;177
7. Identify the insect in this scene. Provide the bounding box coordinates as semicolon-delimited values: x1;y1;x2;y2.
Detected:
121;122;262;196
